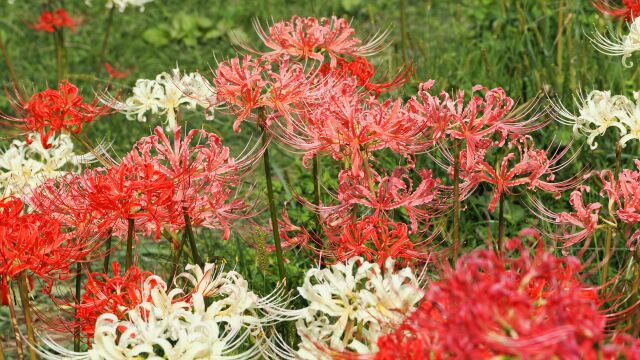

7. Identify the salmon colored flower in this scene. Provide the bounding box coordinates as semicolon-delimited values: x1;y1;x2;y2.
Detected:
2;80;107;149
30;8;76;32
319;56;413;96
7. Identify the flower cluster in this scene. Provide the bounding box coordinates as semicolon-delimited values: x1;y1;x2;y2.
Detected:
0;134;86;197
296;257;423;359
592;16;640;67
107;67;216;130
42;262;297;359
376;232;605;359
30;8;76;33
2;81;107;149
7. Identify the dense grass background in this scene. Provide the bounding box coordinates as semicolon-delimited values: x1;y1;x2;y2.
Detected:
1;0;639;354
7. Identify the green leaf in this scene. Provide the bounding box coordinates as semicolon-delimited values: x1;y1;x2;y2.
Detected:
142;27;171;46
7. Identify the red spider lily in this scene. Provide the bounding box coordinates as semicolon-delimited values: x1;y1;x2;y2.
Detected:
2;80;108;149
103;63;131;79
599;160;640;249
214;56;316;132
252;16;387;65
530;186;602;248
604;334;640;358
123;126;248;239
74;262;152;340
330;216;431;266
337;167;441;232
30;8;76;33
318;56;413;96
476;136;581;212
376;230;606;359
30;163;175;241
593;0;640;21
0;197;94;288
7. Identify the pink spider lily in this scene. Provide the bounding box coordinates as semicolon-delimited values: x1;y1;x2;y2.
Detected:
1;81;108;148
530;187;602;248
599;160;640;249
214;55;318;132
376;230;606;359
122;126;250;239
593;0;640;21
251;16;388;65
477;136;582;212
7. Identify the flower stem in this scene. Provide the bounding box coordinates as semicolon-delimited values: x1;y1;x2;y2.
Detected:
0;34;25;99
103;231;113;274
7;285;24;360
183;210;203;267
17;274;36;360
615;142;622;182
125;218;135;270
96;7;116;75
53;29;66;82
312;155;322;244
261;129;286;282
555;0;565;91
602;226;613;285
168;231;189;286
452;139;461;259
74;262;82;352
0;335;5;360
498;195;506;255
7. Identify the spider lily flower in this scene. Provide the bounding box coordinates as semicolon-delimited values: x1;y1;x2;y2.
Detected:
105;66;216;130
0;197;95;289
1;81;108;149
106;0;154;12
591;16;640;67
296;257;423;359
0;134;87;198
599;161;640;249
593;0;640;22
530;187;602;248
122;126;249;239
375;230;605;359
617;91;640;146
30;8;76;33
73;262;152;341
251;16;388;65
552;89;631;149
318;56;413;96
103;63;130;79
214;55;319;132
477;136;582;213
40;263;300;359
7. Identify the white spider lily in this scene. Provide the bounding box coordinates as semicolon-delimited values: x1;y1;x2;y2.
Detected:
295;257;423;359
0;134;87;197
618;92;640;147
38;263;299;360
592;16;640;67
105;66;216;130
552;90;631;149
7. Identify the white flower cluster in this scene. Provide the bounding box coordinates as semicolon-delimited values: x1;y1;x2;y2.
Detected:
592;16;640;67
296;257;423;359
39;263;298;360
84;0;154;12
554;90;640;149
0;134;87;197
107;67;216;131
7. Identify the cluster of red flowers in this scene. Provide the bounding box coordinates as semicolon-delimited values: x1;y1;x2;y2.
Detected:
2;80;106;148
376;231;606;359
30;8;76;33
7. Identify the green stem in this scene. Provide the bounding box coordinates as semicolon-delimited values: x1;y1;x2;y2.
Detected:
17;274;36;360
312;155;322;243
399;0;408;63
0;34;25;99
452;139;461;259
498;195;506;255
53;29;65;82
262;131;286;281
125;218;135;269
183;210;203;267
102;232;113;274
168;231;189;286
96;7;116;75
7;286;24;360
602;226;613;285
555;0;565;91
615;142;622;182
74;262;82;352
